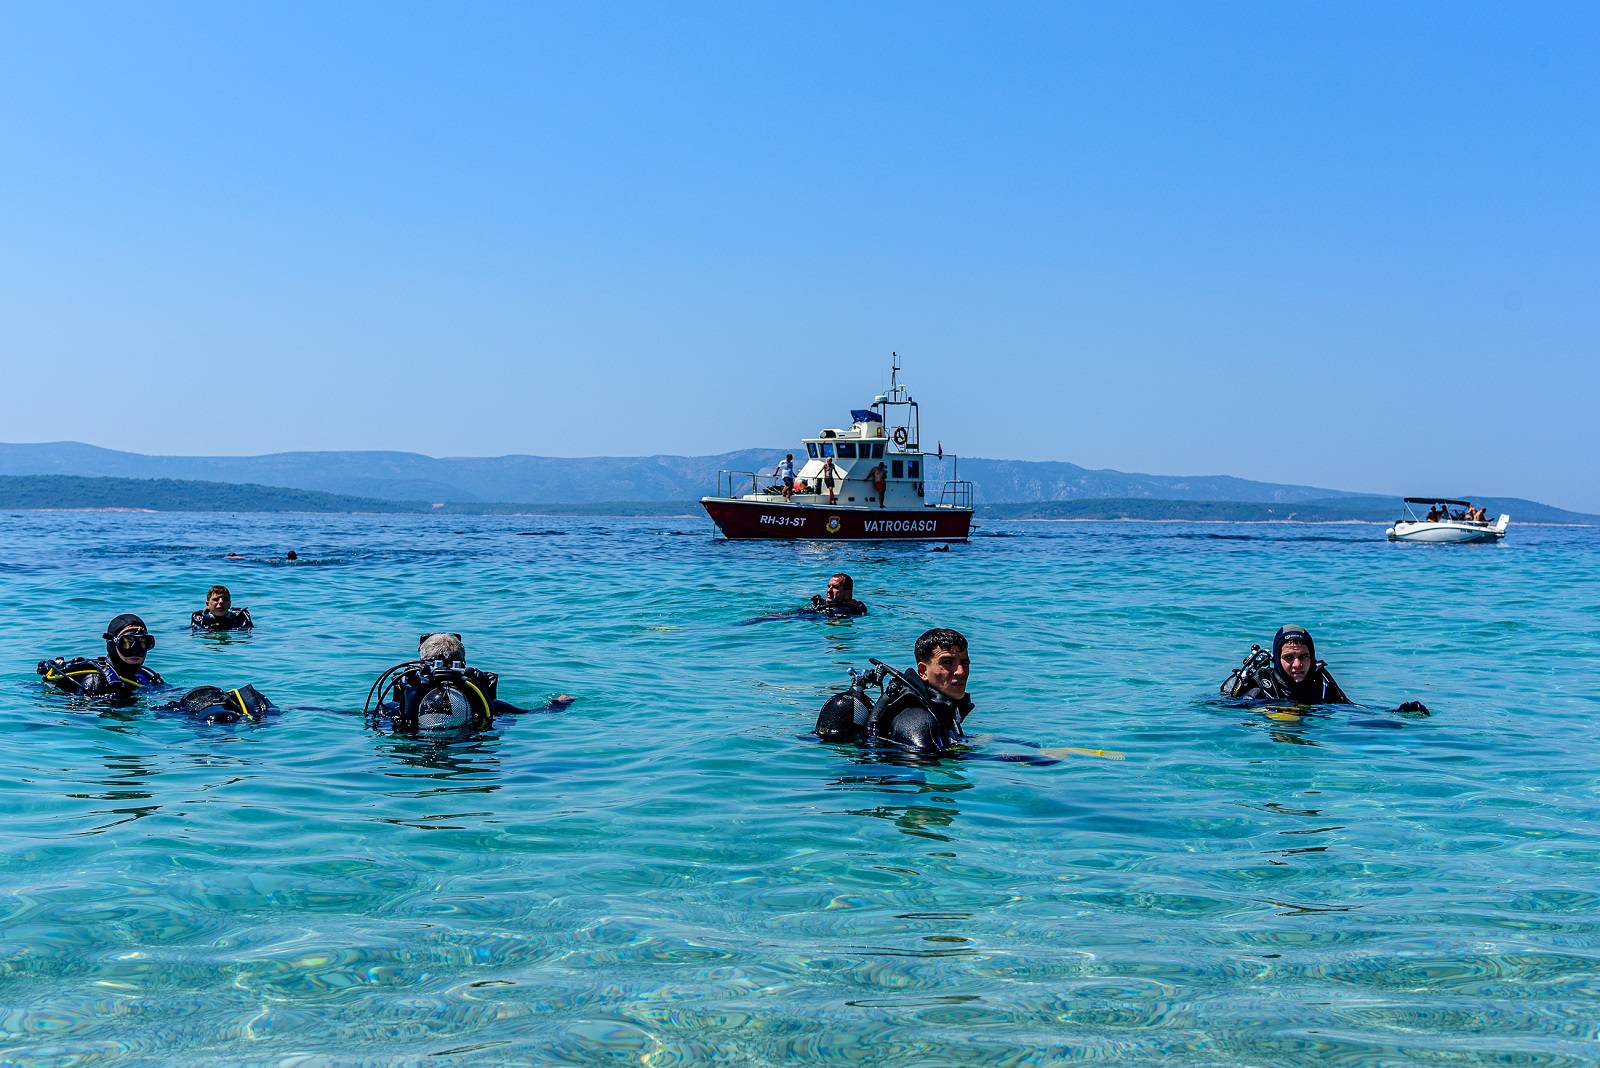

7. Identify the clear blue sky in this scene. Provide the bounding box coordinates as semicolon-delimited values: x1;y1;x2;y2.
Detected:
3;2;1596;509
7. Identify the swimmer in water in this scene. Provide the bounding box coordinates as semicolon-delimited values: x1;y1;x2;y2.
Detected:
1220;624;1428;715
285;550;298;561
816;628;972;753
158;684;277;724
37;613;166;699
191;584;253;632
364;632;575;734
807;573;868;618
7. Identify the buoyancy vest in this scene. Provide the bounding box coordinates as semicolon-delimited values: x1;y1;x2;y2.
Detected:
38;656;165;696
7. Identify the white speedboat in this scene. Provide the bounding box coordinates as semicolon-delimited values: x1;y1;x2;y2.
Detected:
1386;498;1509;543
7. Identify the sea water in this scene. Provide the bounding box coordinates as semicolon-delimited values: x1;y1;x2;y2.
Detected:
1;512;1597;1066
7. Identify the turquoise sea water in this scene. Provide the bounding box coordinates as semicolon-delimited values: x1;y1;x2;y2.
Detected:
2;511;1598;1066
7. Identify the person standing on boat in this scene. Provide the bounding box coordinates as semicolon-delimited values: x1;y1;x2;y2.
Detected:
869;462;888;507
820;456;840;505
773;453;797;501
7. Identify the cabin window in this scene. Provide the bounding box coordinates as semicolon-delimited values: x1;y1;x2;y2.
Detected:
908;460;920;479
820;443;834;457
837;442;857;458
870;443;884;458
805;443;818;458
891;460;904;478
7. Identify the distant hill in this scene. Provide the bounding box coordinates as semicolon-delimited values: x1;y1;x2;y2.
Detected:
985;497;1599;524
4;475;1594;524
0;441;1410;507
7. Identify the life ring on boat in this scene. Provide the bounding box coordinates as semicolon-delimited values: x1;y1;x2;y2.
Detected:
892;427;909;447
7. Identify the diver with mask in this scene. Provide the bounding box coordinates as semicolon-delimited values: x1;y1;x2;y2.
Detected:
37;613;166;699
1220;624;1428;714
364;632;574;734
816;628;972;753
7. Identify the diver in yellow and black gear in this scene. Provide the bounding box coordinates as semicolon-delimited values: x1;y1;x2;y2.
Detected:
37;613;167;700
364;632;575;735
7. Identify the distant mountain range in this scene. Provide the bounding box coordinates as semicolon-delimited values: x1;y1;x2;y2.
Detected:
1;441;1594;522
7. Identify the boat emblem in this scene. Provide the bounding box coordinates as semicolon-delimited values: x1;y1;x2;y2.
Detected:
825;516;841;534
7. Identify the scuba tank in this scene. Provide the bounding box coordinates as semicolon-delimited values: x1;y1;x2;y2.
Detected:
816;659;956;743
364;657;498;733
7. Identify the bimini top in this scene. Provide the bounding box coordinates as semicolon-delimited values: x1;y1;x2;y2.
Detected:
1404;497;1472;506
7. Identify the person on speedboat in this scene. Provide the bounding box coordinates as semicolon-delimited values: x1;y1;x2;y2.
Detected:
1220;624;1428;714
365;632;575;735
815;628;972;752
37;613;166;700
1425;504;1442;522
191;584;254;631
807;573;868;618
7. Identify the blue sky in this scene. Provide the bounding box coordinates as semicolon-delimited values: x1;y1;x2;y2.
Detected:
3;2;1596;509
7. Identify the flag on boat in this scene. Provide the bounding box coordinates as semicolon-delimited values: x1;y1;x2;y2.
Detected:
851;409;882;423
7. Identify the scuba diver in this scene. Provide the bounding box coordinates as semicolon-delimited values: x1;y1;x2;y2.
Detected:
816;628;972;753
157;684;277;724
191;584;254;631
37;613;166;700
1220;624;1428;714
364;632;575;735
807;573;868;618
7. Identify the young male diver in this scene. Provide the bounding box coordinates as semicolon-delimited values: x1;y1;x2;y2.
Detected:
191;584;253;632
1220;624;1429;715
37;613;166;700
157;685;277;724
816;628;972;753
364;632;575;734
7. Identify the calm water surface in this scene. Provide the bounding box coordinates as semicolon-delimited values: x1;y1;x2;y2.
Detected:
2;512;1598;1065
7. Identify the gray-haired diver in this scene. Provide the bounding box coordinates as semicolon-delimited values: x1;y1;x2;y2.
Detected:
364;632;575;734
816;628;972;753
191;584;253;632
37;613;166;700
1220;624;1428;715
158;685;277;724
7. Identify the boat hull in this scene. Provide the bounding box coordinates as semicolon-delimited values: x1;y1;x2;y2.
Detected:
702;497;973;541
1386;519;1507;544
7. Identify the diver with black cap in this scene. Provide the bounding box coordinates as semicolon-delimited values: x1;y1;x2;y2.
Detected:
191;584;253;632
157;685;277;724
364;632;575;735
1221;624;1428;714
37;613;166;699
816;627;972;753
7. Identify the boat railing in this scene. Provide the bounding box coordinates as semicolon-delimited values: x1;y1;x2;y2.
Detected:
933;480;974;509
715;469;786;498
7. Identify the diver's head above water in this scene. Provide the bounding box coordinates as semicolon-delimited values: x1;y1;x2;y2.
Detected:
826;573;853;603
205;585;231;619
915;627;970;701
1273;624;1316;685
103;613;154;670
419;631;466;663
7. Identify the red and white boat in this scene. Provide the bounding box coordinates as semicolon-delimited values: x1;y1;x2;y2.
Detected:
701;356;975;541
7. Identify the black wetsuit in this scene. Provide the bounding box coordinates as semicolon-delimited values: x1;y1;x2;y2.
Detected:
38;656;165;699
810;596;868;618
1220;625;1350;704
817;668;972;753
191;607;253;632
158;685;276;723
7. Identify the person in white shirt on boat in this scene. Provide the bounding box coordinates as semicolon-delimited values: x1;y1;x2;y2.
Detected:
772;454;797;500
